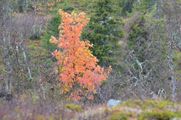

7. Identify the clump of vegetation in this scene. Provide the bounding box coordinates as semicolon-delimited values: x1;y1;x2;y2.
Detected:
138;110;181;120
108;100;181;120
65;103;83;112
122;100;174;110
110;111;132;120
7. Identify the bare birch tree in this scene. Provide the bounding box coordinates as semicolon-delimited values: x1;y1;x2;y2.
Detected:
161;0;181;101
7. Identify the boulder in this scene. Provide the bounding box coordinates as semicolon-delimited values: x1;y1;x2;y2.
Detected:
107;99;121;108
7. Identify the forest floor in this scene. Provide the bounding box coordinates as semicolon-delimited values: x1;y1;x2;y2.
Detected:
0;97;181;120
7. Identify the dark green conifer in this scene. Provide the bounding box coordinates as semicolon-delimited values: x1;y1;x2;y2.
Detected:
82;0;123;66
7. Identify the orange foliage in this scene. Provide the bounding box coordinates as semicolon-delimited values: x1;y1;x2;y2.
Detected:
50;10;111;101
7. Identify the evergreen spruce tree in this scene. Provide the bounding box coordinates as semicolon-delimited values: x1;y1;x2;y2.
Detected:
82;0;123;67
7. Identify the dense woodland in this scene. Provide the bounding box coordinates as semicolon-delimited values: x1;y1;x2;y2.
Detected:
0;0;181;119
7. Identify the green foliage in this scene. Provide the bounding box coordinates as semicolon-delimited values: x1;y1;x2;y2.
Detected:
110;112;130;120
41;15;60;51
174;51;181;75
128;17;147;62
41;1;75;51
118;0;136;16
82;0;123;66
117;0;156;16
174;51;181;66
139;110;181;120
134;0;156;12
65;104;83;112
110;100;181;120
49;0;74;15
122;100;174;110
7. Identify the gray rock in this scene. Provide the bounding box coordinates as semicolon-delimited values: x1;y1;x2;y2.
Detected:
107;99;121;108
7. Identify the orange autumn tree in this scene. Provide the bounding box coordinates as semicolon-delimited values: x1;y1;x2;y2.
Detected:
50;10;111;100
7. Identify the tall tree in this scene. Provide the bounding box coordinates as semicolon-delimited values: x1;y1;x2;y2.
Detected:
161;0;181;101
82;0;123;67
0;0;13;98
